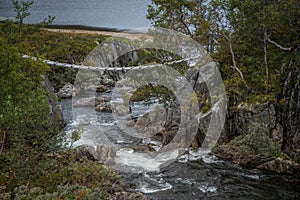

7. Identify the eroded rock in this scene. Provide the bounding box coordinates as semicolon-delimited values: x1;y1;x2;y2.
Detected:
74;144;117;166
257;158;300;174
56;83;73;98
95;102;112;112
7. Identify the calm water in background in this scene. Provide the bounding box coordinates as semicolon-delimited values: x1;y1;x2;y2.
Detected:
0;0;151;30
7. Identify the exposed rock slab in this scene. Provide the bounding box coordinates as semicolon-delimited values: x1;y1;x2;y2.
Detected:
257;158;300;174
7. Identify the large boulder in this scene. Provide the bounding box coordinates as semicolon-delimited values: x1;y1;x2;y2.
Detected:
73;97;95;107
74;144;97;161
100;78;115;87
95;102;112;112
134;106;166;137
96;84;111;93
56;83;73;98
74;144;117;166
257;158;300;174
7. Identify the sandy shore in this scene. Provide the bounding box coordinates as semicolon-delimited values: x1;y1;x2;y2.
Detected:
43;28;149;40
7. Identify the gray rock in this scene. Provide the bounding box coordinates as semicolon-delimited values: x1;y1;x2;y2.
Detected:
134;106;166;137
73;97;95;107
220;102;282;144
96;84;110;93
282;65;300;159
257;157;300;174
56;83;73;98
95;144;117;166
74;145;97;161
96;95;111;103
95;102;112;112
74;144;117;166
42;76;65;128
101;78;115;87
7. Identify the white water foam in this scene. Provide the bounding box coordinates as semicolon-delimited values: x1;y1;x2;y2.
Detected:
138;173;172;194
198;183;217;193
178;148;223;164
115;148;179;172
175;177;198;185
99;122;115;126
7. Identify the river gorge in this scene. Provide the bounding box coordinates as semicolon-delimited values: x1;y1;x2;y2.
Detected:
60;95;300;199
1;0;299;199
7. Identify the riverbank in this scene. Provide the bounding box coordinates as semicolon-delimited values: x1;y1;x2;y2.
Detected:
0;22;147;200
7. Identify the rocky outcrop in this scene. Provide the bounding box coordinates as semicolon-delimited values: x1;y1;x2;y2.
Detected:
133;106;166;138
282;64;300;160
95;102;112;112
160;63;226;150
74;144;97;161
74;144;117;166
56;83;73;98
96;84;111;93
220;102;283;144
257;158;300;174
43;76;65;128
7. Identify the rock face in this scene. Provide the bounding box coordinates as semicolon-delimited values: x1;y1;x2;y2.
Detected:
134;106;166;138
282;65;300;159
43;76;65;128
74;144;97;161
95;102;112;112
220;102;283;144
56;83;73;98
96;84;111;93
161;63;226;150
257;158;300;174
74;144;117;166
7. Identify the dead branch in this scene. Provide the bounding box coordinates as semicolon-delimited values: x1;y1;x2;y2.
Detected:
223;33;252;92
263;30;269;92
266;36;292;51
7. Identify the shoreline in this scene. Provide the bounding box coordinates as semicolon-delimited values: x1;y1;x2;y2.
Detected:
42;25;151;40
45;24;131;32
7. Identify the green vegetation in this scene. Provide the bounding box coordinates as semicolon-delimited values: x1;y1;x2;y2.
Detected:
130;83;175;102
0;158;125;199
147;0;300;164
0;2;121;198
147;0;300;105
213;133;284;167
1;17;107;91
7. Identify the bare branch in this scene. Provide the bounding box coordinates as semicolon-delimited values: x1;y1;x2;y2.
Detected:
0;132;6;155
223;33;252;92
266;36;292;51
263;30;269;92
179;7;194;39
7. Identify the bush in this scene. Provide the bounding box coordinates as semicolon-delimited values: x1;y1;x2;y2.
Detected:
213;132;284;167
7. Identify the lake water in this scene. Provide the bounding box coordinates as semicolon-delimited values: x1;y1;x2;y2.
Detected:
0;0;151;30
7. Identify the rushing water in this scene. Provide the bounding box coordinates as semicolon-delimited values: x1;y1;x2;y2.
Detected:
60;97;300;200
0;0;151;30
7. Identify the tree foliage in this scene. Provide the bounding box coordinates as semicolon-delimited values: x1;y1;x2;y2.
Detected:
0;5;111;198
147;0;300;104
0;24;65;191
